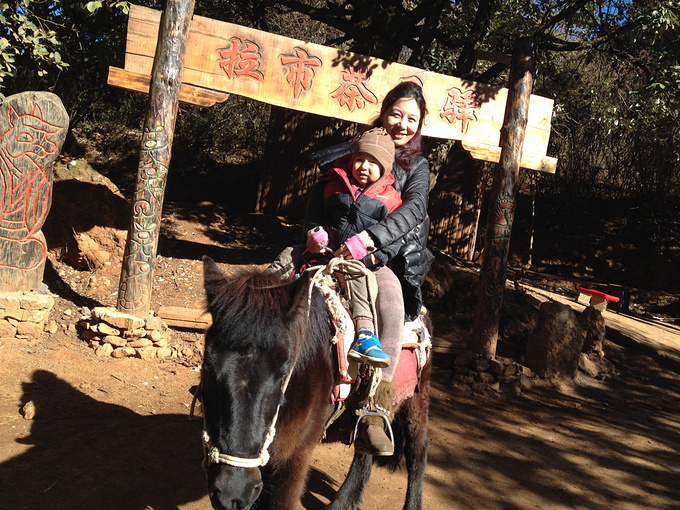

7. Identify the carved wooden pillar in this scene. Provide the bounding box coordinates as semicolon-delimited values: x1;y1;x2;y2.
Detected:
470;37;534;357
117;0;195;316
0;92;69;292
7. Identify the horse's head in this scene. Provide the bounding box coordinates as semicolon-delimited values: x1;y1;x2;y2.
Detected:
1;104;62;159
200;256;310;510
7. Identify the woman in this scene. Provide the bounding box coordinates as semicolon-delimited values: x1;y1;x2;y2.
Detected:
306;81;433;456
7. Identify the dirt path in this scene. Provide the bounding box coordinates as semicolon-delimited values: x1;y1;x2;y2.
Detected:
1;204;680;509
1;320;679;509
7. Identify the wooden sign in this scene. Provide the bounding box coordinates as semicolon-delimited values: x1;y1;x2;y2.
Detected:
109;5;556;173
0;92;69;292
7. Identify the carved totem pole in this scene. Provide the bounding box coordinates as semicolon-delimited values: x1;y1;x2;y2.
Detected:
0;92;69;292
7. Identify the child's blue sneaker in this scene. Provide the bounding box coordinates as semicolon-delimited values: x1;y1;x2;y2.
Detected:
348;328;391;368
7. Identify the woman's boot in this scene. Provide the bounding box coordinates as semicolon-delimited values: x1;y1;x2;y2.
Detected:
354;380;395;456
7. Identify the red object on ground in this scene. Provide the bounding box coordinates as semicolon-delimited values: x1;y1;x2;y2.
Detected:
578;287;620;303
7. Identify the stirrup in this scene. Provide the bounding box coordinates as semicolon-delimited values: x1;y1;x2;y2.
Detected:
352;408;394;446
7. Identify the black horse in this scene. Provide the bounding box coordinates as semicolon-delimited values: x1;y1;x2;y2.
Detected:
200;256;431;510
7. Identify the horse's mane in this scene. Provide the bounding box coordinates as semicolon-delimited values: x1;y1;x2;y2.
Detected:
204;267;330;361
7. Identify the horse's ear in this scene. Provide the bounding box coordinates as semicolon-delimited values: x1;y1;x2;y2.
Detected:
284;272;314;325
202;256;225;302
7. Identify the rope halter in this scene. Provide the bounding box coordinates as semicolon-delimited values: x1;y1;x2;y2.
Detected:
202;355;297;469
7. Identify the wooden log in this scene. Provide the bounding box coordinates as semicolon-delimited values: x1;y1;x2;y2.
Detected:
108;66;229;107
470;37;535;358
117;0;195;316
0;92;69;292
157;306;211;329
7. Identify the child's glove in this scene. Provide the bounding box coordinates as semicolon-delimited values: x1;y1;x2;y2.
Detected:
306;227;328;254
343;233;369;260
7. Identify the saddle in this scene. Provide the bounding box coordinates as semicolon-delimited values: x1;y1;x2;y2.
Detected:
307;261;431;404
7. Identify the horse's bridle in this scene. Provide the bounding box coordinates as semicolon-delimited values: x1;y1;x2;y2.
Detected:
201;352;297;469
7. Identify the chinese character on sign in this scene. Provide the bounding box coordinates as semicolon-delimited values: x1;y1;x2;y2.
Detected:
440;88;480;134
330;66;378;111
280;48;322;99
218;37;264;81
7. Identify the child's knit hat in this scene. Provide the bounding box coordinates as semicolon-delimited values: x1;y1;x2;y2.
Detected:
353;127;395;174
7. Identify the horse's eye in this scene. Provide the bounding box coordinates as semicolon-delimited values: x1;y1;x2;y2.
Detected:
16;133;34;143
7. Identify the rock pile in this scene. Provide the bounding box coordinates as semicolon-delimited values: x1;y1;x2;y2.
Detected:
78;306;179;359
451;350;535;394
0;292;55;340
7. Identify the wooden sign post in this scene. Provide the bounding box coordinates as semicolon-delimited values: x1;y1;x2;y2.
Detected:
116;0;195;316
109;5;558;319
471;38;535;358
0;91;69;292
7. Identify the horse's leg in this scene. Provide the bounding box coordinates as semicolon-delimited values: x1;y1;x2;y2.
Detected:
327;452;373;510
402;373;431;510
259;445;318;510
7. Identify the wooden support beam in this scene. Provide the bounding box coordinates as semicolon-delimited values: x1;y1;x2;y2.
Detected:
470;37;535;358
116;0;195;316
108;66;229;107
158;306;211;329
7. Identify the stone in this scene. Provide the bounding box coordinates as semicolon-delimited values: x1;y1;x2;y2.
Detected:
20;295;54;310
25;309;50;323
490;360;505;375
148;329;162;342
579;306;606;357
17;322;43;338
0;296;20;308
454;350;477;367
0;319;17;337
98;309;146;330
525;301;585;380
112;346;136;358
79;328;100;340
1;309;26;321
477;371;496;384
518;374;533;389
122;328;146;339
103;335;127;347
93;322;120;336
157;347;173;358
153;337;168;348
95;343;114;357
145;316;164;330
128;338;153;348
472;358;492;372
136;346;157;360
22;401;36;420
498;375;519;384
504;363;518;376
44;320;58;334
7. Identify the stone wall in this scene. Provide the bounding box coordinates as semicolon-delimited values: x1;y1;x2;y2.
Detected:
78;306;177;359
0;292;55;340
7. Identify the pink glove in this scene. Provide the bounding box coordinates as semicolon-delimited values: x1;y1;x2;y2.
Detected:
306;227;328;253
343;234;368;260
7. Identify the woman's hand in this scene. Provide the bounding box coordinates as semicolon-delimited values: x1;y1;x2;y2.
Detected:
337;231;374;260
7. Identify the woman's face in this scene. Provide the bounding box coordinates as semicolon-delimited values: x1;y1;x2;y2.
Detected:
380;97;421;147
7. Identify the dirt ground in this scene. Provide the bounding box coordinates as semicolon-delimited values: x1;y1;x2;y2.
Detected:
1;199;680;510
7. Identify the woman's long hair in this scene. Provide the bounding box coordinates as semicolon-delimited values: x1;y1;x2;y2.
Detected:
373;81;428;170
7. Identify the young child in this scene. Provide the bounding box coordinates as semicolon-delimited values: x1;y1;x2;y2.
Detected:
304;127;402;368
